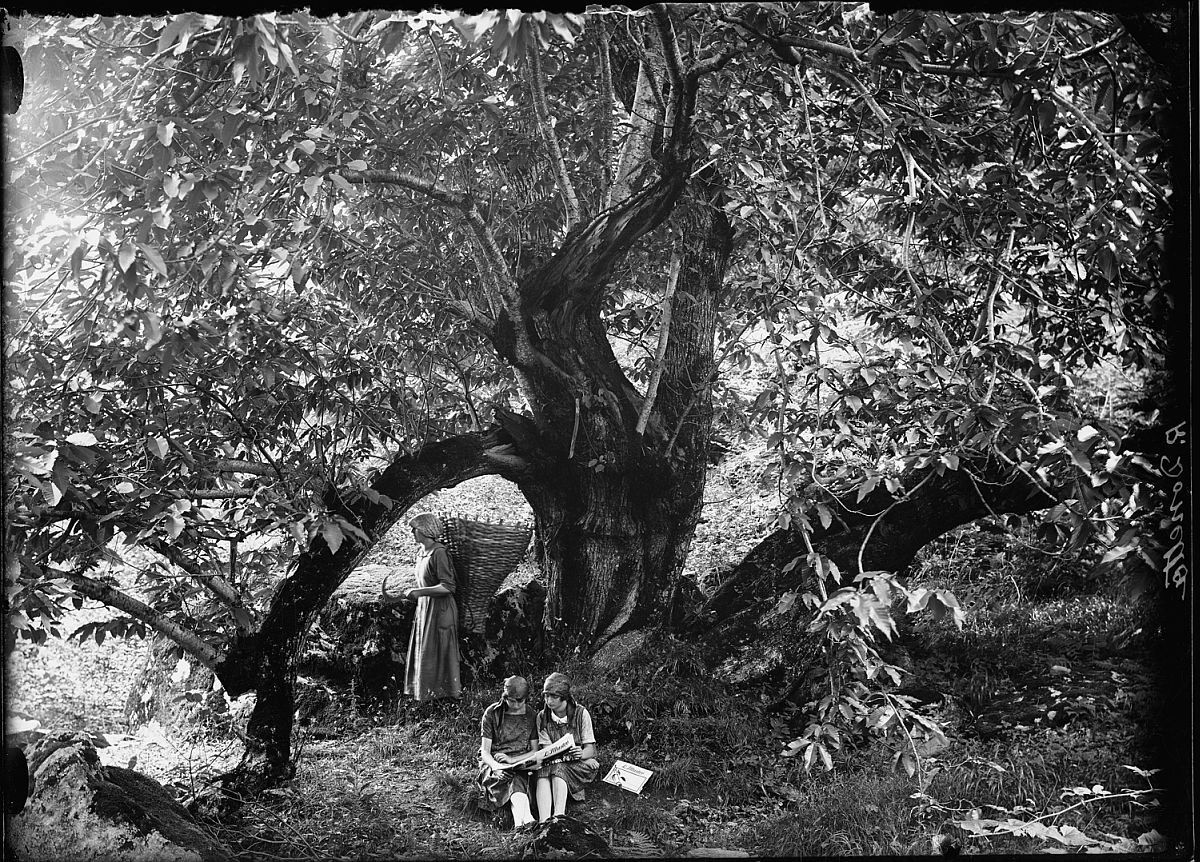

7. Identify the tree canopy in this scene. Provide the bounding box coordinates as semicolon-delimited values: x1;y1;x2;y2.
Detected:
4;5;1186;781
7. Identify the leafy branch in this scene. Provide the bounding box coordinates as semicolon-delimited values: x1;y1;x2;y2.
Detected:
143;538;255;632
50;566;221;667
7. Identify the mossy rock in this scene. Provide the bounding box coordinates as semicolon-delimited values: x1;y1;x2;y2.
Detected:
11;741;233;862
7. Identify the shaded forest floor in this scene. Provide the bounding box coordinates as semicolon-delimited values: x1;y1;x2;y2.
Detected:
196;587;1174;859
10;567;1181;857
8;459;1187;857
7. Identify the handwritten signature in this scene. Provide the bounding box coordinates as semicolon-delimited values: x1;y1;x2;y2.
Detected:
1159;422;1187;599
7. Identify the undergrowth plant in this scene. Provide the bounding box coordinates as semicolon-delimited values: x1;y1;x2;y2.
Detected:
934;763;1166;853
566;633;751;757
774;559;962;779
730;765;928;856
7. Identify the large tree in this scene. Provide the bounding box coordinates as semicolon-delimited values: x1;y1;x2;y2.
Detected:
4;6;1181;784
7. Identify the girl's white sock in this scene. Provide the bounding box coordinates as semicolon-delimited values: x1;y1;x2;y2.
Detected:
510;792;533;826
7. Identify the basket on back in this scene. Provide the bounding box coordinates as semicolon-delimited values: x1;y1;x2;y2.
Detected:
441;514;534;634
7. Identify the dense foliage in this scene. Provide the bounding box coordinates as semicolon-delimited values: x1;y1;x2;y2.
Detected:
4;5;1185;781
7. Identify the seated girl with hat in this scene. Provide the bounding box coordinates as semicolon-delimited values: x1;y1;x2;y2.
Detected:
534;672;599;821
478;675;540;829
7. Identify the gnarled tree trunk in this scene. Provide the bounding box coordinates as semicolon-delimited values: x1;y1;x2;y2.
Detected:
506;187;732;649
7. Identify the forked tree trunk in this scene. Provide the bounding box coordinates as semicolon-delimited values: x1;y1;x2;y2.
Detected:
514;188;732;649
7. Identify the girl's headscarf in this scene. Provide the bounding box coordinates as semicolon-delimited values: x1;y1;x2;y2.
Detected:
503;675;529;700
542;672;571;699
540;672;577;724
409;512;446;541
494;675;529;726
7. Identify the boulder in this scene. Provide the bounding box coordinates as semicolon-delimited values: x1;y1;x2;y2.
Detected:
9;741;232;862
310;572;413;712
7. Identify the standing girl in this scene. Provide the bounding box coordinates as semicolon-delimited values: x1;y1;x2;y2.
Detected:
535;672;598;821
402;513;461;702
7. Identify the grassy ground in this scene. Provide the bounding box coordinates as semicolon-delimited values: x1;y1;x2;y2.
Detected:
8;474;1185;858
196;576;1176;859
11;602;1179;858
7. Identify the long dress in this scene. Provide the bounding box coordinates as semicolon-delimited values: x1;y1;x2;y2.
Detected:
477;702;538;810
404;542;461;701
536;704;599;800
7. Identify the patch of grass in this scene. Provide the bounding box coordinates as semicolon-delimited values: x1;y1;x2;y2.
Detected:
363;724;405;759
923;730;1157;835
647;754;701;795
902;588;1153;700
563;632;760;755
427;768;487;819
730;767;928;856
605;794;682;841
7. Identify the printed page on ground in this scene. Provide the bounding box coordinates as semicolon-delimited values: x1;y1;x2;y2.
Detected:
602;760;654;793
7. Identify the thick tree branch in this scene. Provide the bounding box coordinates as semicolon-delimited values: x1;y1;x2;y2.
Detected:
681;458;1058;644
607;56;665;210
342;168;471;206
211;459;278;477
167;488;255;500
520;170;688;314
636;247;681;435
447;299;496;336
55;568;221;668
690;47;739;78
525;43;583;229
463;231;501;321
657;181;732;451
595;17;619;190
652;4;686;141
214;425;534;698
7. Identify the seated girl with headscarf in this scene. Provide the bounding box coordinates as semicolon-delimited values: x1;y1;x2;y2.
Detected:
478;676;539;829
535;672;599;821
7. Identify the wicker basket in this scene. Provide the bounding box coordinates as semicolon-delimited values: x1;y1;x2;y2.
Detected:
441;514;534;634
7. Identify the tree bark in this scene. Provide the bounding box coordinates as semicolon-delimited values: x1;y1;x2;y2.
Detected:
680;459;1057;668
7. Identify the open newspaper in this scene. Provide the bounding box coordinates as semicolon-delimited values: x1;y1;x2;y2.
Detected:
502;733;575;770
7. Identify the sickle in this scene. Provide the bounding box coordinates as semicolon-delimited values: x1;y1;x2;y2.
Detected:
380;574;393;603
